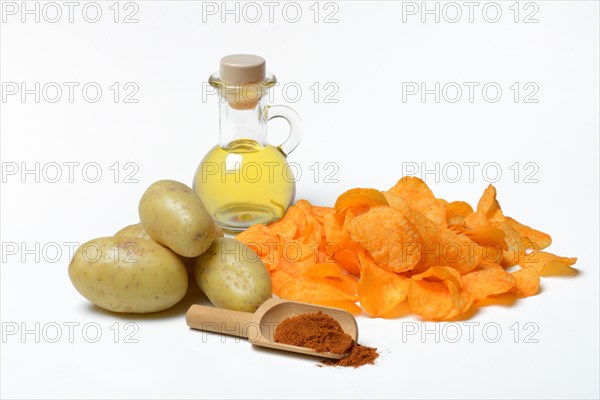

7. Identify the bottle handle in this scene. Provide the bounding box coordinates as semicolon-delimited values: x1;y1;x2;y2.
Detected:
267;105;302;156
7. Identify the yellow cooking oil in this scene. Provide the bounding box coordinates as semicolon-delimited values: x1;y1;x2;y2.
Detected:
193;139;295;232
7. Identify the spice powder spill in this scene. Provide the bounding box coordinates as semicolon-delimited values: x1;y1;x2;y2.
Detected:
274;311;379;368
320;344;379;368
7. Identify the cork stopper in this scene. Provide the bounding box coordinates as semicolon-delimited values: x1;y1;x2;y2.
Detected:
220;54;266;84
219;54;267;110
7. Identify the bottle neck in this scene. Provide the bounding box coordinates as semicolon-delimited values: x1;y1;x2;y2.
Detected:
218;94;268;149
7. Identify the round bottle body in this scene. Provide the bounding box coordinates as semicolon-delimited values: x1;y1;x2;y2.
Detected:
193;139;295;232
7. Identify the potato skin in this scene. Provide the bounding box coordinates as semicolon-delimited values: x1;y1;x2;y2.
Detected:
194;238;272;312
115;223;152;240
115;222;195;278
139;180;216;257
214;224;225;238
68;236;188;313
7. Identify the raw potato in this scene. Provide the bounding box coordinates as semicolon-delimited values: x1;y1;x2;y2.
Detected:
115;222;195;273
139;180;216;257
115;222;152;240
194;238;272;312
69;236;188;313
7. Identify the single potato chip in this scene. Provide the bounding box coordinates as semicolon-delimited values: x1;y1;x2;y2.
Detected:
302;262;360;297
456;225;507;251
408;279;455;320
446;201;474;227
412;266;462;290
439;229;482;275
519;251;577;276
357;252;410;317
461;269;515;301
350;206;422;273
463;185;524;266
335;188;389;213
511;268;540;297
388;177;447;225
383;191;412;214
411;266;471;319
334;248;361;275
496;221;526;267
476;184;503;221
506;216;552;250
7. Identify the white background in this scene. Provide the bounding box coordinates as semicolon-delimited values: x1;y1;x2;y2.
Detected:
1;1;599;399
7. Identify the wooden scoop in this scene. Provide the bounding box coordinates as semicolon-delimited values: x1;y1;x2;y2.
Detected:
186;298;358;359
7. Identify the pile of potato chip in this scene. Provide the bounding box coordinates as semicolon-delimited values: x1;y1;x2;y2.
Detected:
236;177;577;320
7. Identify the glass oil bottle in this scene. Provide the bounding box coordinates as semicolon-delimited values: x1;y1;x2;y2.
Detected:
193;54;301;232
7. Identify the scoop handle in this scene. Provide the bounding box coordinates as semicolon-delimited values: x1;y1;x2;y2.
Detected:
186;304;258;338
